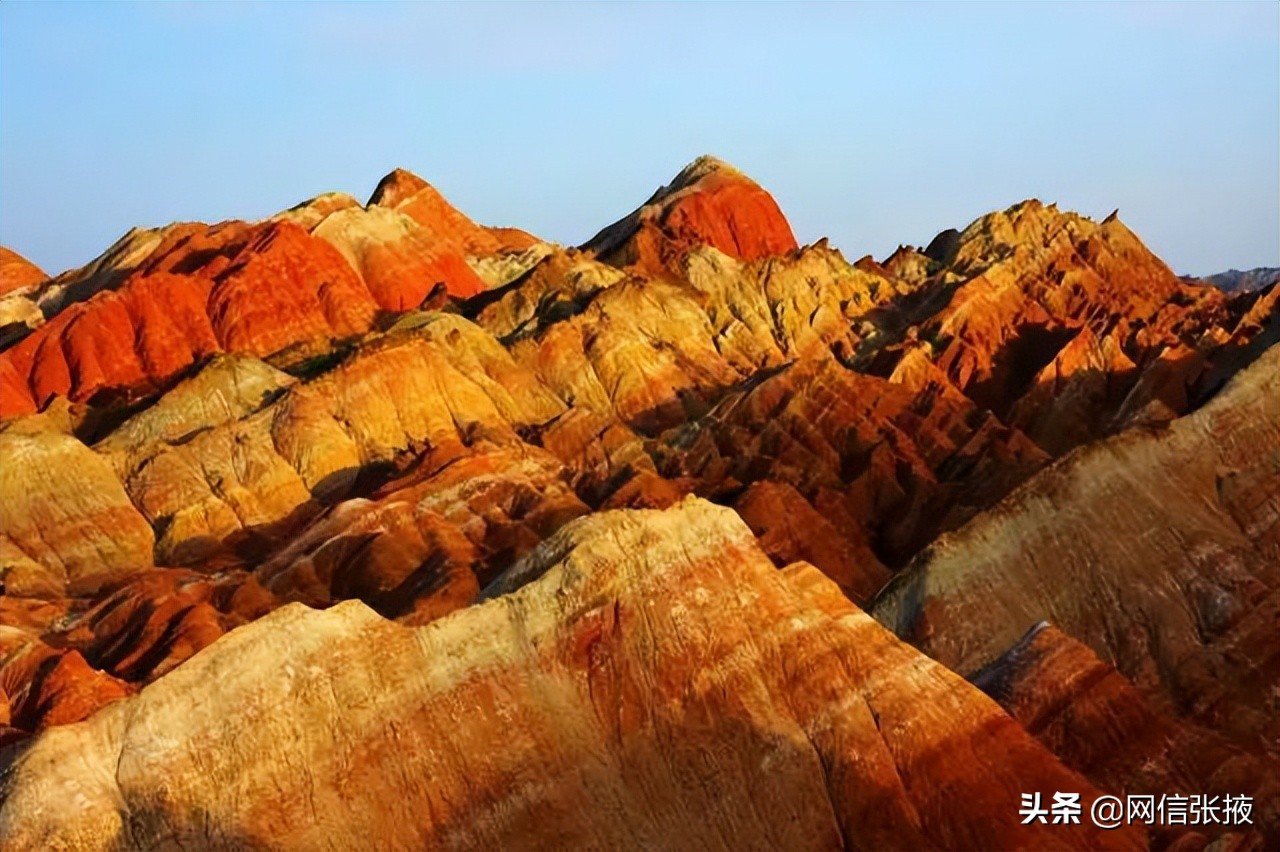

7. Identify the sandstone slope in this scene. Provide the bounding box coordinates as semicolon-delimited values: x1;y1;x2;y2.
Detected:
1;157;1276;850
873;342;1280;759
0;499;1140;851
582;156;798;275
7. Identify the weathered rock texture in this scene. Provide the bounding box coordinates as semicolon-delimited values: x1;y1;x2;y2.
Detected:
0;156;1275;850
0;499;1141;850
582;156;799;274
972;622;1279;847
0;249;45;299
0;248;48;347
874;344;1280;788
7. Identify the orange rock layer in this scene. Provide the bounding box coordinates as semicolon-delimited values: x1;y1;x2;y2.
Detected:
0;157;1276;849
0;248;45;298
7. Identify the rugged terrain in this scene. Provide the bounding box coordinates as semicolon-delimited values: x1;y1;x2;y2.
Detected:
0;157;1275;850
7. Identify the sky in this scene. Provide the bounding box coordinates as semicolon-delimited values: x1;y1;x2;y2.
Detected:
1;2;1276;278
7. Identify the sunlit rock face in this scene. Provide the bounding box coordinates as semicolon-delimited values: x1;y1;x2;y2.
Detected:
582;155;799;275
0;157;1275;850
0;499;1142;851
873;345;1280;846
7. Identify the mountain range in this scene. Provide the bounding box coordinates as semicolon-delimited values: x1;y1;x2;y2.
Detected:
0;157;1276;851
1189;267;1280;295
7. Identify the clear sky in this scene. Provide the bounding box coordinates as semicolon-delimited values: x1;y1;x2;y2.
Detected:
1;2;1276;278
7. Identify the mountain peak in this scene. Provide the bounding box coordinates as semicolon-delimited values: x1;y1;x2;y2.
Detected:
362;168;539;257
668;154;742;188
0;246;47;297
367;168;430;208
582;156;796;269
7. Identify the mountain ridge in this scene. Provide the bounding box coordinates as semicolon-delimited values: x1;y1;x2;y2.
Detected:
0;157;1275;850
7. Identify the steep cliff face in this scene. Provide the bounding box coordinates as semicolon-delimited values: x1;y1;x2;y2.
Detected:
0;158;1276;849
0;500;1141;851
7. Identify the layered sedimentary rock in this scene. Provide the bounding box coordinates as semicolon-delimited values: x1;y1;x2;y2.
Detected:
0;499;1140;850
24;225;176;328
0;220;378;417
368;167;540;256
0;170;549;419
873;343;1280;759
503;241;923;435
0;427;154;596
0;250;46;348
864;202;1270;456
1;156;1276;850
582;156;798;274
0;629;131;735
468;247;627;340
270;191;361;231
313;205;485;306
653;352;1049;574
0;249;44;299
364;169;550;294
972;622;1279;846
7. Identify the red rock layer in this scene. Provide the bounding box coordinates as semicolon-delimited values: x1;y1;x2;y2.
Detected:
582;156;798;274
0;500;1142;850
653;353;1049;572
0;635;130;735
0;248;45;298
915;203;1240;427
873;343;1280;765
0;221;378;416
972;622;1279;847
368;167;539;254
0;567;278;737
313;206;486;306
0;166;1276;849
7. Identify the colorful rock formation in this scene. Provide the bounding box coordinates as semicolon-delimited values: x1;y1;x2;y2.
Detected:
0;248;45;299
0;500;1142;850
0;156;1275;849
873;344;1280;812
582;156;799;274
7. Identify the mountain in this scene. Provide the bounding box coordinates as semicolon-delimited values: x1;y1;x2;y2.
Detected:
581;155;798;274
0;170;547;419
0;498;1145;850
1189;266;1280;294
0;249;47;348
873;344;1280;845
0;248;45;298
0;157;1276;850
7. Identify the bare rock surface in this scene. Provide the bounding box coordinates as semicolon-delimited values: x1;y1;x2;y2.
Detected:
0;499;1140;851
0;158;1276;850
874;343;1280;758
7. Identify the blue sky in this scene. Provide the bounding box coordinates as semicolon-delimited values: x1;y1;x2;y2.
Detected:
1;2;1276;277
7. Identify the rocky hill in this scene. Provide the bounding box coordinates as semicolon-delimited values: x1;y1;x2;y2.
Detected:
1;158;1275;850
